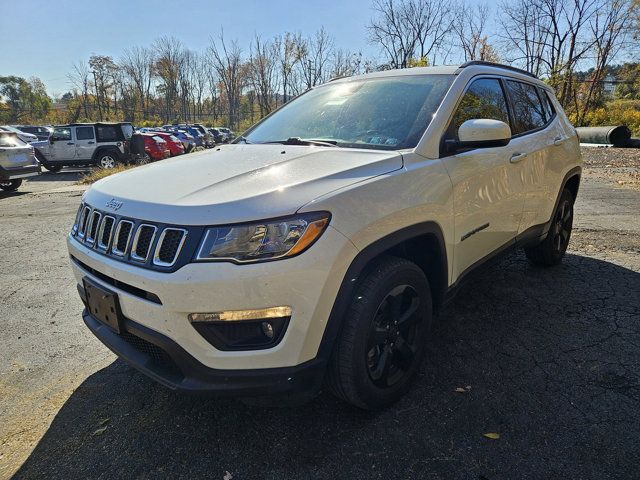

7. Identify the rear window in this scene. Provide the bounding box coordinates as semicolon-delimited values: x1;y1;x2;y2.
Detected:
169;135;179;142
120;123;133;139
96;126;118;142
538;89;556;121
0;133;26;147
505;80;547;134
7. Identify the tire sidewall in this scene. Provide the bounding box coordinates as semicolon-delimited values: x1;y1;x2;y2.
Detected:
96;150;119;169
547;189;574;262
345;261;432;409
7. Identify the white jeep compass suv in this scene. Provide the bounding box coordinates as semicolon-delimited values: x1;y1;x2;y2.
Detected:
68;62;582;409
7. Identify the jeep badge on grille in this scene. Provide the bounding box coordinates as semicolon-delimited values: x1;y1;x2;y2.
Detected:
105;198;123;211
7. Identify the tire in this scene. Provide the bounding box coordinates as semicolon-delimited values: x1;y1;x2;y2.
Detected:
524;188;574;266
43;164;63;173
0;179;23;191
95;151;119;169
137;153;151;165
327;256;432;410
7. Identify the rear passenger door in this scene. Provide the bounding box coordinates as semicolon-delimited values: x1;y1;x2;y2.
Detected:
503;80;559;234
441;77;525;282
74;126;96;160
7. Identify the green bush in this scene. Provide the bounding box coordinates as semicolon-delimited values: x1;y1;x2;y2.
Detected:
582;100;640;135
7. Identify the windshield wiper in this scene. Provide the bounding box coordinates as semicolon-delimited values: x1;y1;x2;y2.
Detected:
261;137;338;147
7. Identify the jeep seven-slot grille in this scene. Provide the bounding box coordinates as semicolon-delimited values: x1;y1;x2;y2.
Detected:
71;203;188;270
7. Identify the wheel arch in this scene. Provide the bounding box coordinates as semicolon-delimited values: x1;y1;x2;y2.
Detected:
316;221;448;362
92;146;120;162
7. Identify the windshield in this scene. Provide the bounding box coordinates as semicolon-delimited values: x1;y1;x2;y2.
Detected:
242;74;453;150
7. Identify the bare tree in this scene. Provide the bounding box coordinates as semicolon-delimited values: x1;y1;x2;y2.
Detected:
297;28;334;90
68;60;91;119
120;46;154;118
153;36;184;122
575;0;637;122
274;32;302;104
368;0;453;68
454;2;497;61
248;35;279;117
208;31;245;128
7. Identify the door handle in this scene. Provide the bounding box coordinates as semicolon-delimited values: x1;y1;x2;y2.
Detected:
553;136;565;146
87;141;95;144
67;142;74;145
510;153;526;164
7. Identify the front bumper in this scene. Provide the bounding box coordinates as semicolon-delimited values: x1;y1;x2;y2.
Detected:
68;225;358;372
0;164;41;181
81;306;326;395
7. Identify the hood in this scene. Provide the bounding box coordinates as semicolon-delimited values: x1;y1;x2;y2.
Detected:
85;144;402;225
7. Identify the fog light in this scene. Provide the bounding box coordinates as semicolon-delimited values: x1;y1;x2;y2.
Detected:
261;321;274;339
188;306;292;323
188;307;292;351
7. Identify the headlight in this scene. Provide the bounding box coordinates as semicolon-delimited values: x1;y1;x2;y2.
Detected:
195;212;330;263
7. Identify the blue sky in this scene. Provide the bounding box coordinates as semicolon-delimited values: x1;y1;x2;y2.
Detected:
0;0;489;96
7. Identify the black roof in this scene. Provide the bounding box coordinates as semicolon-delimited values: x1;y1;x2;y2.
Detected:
458;61;537;79
56;122;133;127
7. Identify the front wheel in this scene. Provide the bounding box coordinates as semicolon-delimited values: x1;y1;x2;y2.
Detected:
96;151;119;169
327;256;432;410
0;179;23;191
525;188;574;266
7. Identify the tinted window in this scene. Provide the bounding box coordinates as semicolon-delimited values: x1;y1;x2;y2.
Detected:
449;78;510;139
538;88;555;121
53;127;72;141
505;81;546;134
0;133;26;147
96;126;118;142
245;74;454;150
76;126;95;140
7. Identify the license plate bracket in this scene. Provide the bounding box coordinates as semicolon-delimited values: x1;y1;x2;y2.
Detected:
83;278;123;333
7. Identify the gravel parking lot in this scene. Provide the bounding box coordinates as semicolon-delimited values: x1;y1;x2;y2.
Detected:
1;150;639;479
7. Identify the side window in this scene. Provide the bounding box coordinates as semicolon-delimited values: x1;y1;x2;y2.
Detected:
538;88;556;122
96;126;118;142
75;126;95;140
449;78;510;140
505;80;546;134
52;127;72;141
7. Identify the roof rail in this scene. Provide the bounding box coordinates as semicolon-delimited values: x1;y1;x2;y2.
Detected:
458;61;537;79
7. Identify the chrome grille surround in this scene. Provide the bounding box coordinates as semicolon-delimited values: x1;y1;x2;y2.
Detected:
77;205;91;239
85;210;102;245
70;205;191;271
111;220;134;257
97;215;116;251
131;224;158;262
153;228;187;267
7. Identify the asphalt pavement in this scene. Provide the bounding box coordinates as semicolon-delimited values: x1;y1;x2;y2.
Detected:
1;163;639;479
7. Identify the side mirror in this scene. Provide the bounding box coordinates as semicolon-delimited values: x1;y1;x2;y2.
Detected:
49;136;57;143
447;119;511;152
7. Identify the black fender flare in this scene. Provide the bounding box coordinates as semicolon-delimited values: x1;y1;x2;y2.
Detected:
315;221;447;363
92;146;121;163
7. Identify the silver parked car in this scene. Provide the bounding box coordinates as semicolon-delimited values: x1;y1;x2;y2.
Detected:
0;132;41;192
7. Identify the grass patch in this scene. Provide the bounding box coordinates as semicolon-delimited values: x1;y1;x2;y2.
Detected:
77;165;136;185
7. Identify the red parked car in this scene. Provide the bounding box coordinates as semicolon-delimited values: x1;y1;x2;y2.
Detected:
147;131;185;156
142;134;170;161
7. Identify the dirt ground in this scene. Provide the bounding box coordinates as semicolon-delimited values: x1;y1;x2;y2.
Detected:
1;150;639;479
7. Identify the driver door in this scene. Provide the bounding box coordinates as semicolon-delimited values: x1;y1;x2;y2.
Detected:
440;77;525;282
49;126;76;161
